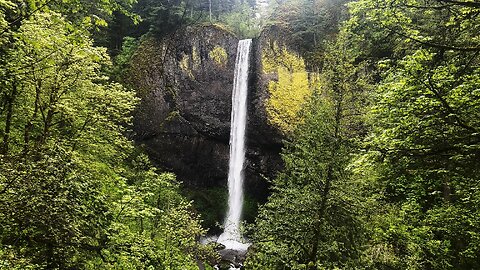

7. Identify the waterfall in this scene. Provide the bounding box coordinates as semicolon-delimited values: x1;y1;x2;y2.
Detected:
217;39;252;251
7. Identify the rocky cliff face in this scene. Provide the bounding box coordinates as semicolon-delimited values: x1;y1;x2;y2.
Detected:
246;25;314;194
128;25;287;199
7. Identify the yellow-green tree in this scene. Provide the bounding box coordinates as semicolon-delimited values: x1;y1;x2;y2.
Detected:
262;41;313;134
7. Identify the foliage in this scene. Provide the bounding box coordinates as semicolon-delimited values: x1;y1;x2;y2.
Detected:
184;187;228;235
263;41;313;134
0;148;109;268
217;2;260;38
131;0;254;38
0;0;136;36
184;186;260;235
209;45;228;66
89;169;217;269
0;6;216;269
247;32;371;269
252;0;480;268
266;0;350;67
111;36;140;80
346;0;480;268
357;48;480;268
1;0;480;269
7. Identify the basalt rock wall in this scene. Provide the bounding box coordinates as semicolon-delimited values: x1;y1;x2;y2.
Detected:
128;25;301;199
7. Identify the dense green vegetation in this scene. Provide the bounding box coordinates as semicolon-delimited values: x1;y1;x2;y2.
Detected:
248;0;480;269
0;0;218;268
1;0;479;269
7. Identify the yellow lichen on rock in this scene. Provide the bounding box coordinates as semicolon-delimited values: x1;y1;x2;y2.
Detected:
178;45;201;78
180;53;189;71
192;46;201;69
209;46;228;67
179;53;194;79
262;40;312;134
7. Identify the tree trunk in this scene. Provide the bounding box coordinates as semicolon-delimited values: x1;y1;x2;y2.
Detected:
1;82;18;154
23;81;41;154
209;0;212;22
443;179;451;202
40;109;54;146
307;85;344;268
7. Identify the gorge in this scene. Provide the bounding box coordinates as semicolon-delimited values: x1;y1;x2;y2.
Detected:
2;0;479;268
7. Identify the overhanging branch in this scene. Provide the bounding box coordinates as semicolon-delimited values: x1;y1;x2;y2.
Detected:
388;27;480;52
439;0;480;8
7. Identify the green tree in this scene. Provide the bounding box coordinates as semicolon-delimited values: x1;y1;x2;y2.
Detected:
0;10;215;269
267;0;350;67
346;0;480;268
0;11;136;267
246;32;371;269
218;2;260;38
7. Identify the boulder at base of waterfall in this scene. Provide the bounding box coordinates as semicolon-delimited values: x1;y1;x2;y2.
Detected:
218;248;248;269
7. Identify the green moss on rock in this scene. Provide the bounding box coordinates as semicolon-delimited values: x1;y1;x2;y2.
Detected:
127;37;167;97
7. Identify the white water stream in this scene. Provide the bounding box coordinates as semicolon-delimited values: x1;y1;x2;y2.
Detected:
217;39;252;252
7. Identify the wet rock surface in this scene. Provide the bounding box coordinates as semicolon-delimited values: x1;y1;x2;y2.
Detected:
218;248;248;269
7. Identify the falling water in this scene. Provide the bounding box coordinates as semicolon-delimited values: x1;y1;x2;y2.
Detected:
217;39;252;251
